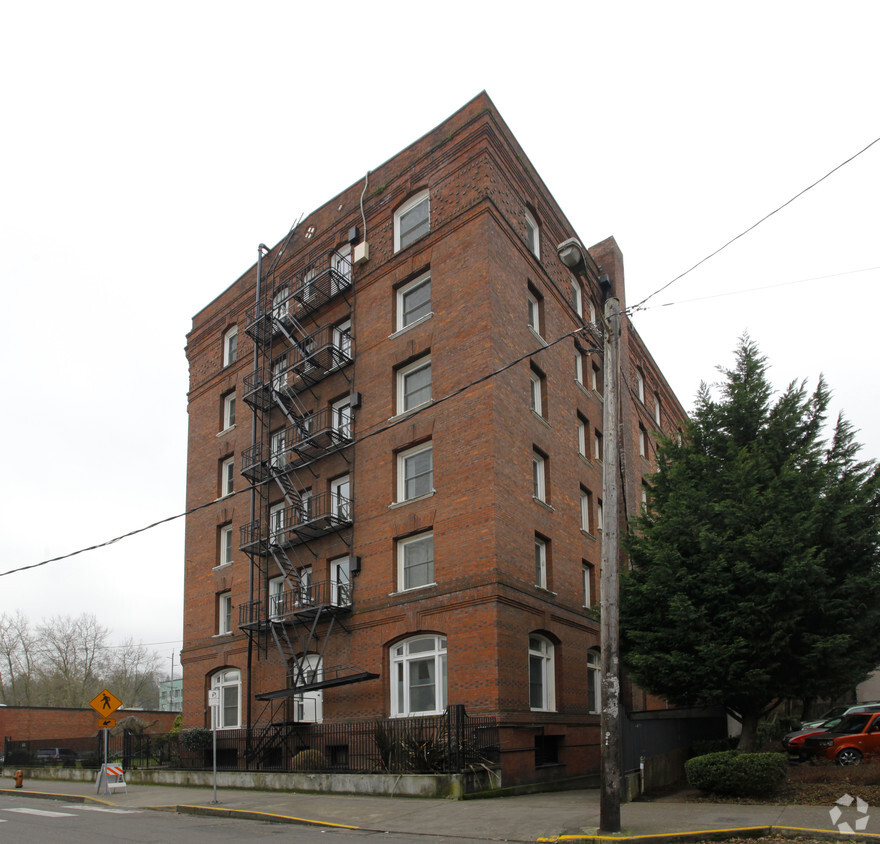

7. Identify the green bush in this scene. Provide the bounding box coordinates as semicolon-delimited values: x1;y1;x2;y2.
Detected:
685;750;788;797
179;728;212;751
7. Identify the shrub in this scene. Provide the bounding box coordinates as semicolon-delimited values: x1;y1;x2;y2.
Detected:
686;750;788;797
290;749;328;771
179;728;212;752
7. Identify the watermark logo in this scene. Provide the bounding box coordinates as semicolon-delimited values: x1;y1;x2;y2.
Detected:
830;793;870;834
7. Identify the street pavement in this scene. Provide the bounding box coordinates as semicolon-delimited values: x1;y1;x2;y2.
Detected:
3;773;880;842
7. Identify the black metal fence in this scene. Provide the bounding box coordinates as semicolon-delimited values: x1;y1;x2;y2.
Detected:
4;707;499;776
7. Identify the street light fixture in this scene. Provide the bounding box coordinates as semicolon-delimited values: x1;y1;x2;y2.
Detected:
556;238;623;834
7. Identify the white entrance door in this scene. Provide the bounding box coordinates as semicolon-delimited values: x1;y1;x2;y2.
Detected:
294;654;323;722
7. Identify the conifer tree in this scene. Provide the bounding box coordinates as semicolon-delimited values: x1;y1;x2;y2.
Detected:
621;337;880;750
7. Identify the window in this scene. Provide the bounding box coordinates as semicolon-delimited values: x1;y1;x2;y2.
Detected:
331;475;351;521
575;351;584;385
525;209;540;259
654;392;662;426
639;424;647;457
296;489;313;524
269;502;286;545
398;442;433;502
583;563;594;608
591;362;602;395
394;190;430;252
581;487;592;533
593;430;603;462
222;392;236;431
571;278;583;317
270;428;287;469
332;395;352;439
529;365;546;418
220;457;235;497
293;654;323;722
210;668;241;729
391;635;447;717
587;649;601;714
269;576;284;620
532;450;546;502
534;535;547;589
218;592;233;635
577;414;587;457
398;531;434;591
223;326;238;367
597;499;604;532
636;368;645;403
332;245;352;292
218;524;234;567
528;635;555;711
272;354;288;392
588;299;597;324
641;483;649;512
302;263;317;300
397;355;432;414
334;319;352;360
330;556;352;607
272;285;289;321
527;287;543;337
296;566;313;606
397;272;432;330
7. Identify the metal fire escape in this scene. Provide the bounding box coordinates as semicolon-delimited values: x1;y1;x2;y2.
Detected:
239;244;377;726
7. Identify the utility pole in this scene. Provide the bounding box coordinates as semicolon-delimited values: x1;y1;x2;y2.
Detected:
599;295;622;833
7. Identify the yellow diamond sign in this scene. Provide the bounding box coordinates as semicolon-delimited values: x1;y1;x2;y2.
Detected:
89;689;123;717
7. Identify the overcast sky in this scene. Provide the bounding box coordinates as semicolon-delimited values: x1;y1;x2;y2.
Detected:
2;2;878;672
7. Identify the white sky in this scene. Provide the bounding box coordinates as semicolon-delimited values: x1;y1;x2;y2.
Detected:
2;1;878;668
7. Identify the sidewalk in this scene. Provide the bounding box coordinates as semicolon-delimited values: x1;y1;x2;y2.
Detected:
3;775;880;842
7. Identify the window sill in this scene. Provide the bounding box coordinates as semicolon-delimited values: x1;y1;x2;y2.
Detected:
216;424;237;438
389;401;432;423
530;410;552;429
534;586;558;597
580;529;598;540
388;582;438;597
533;498;555;512
575;382;592;398
528;327;548;346
390;491;436;509
212;563;233;571
212;632;234;638
389;312;433;339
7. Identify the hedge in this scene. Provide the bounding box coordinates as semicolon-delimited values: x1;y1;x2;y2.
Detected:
685;750;788;797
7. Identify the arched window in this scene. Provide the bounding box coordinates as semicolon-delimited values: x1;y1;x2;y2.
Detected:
587;648;601;714
210;668;241;729
223;326;238;367
528;635;555;711
391;635;447;716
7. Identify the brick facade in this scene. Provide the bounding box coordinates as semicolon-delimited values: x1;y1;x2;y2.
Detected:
1;707;178;742
181;92;687;785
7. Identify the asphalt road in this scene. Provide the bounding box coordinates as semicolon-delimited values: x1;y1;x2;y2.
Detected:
0;800;505;843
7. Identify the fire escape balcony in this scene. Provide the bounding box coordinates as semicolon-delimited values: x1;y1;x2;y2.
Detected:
269;491;353;547
238;578;353;631
271;324;353;395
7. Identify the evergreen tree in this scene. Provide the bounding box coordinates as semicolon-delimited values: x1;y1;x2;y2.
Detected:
621;337;880;750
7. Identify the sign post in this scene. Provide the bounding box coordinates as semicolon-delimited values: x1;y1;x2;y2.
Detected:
89;689;123;795
208;688;220;804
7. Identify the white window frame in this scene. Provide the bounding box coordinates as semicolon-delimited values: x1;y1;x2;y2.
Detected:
270;428;287;470
269;502;286;545
272;285;289;321
597;499;604;532
334;319;352;360
593;430;602;462
532;450;546;502
588;299;597;325
591;362;601;394
528;635;555;711
529;368;543;417
397;355;432;414
272;354;288;393
577;415;587;457
330;475;351;521
398;441;433;502
294;653;323;723
222;392;236;431
223;326;238;367
587;648;601;714
394;190;430;252
397;531;434;591
332;395;352;439
527;291;542;336
654;392;662;426
221;457;235;497
332;244;352;292
636;368;645;403
581;488;592;533
534;536;547;589
639;425;647;457
583;564;593;607
571;278;583;317
218;592;233;635
269;576;284;621
210;668;241;729
525;209;540;259
575;352;584;385
330;556;352;607
397;272;432;331
391;635;447;717
219;524;234;567
296;565;313;606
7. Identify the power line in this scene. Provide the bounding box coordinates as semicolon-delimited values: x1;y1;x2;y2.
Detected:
629;135;880;314
0;327;597;581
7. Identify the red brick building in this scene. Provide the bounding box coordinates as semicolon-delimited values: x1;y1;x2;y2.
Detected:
181;92;687;786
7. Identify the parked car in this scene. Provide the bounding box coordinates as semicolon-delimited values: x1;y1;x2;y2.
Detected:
802;710;880;765
800;700;880;729
783;704;880;760
34;747;78;766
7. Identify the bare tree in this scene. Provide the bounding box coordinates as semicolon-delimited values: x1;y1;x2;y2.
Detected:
105;638;162;708
36;614;110;707
0;612;39;705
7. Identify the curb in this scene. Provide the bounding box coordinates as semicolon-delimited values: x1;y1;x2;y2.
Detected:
171;803;360;829
0;788;116;808
539;826;880;844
